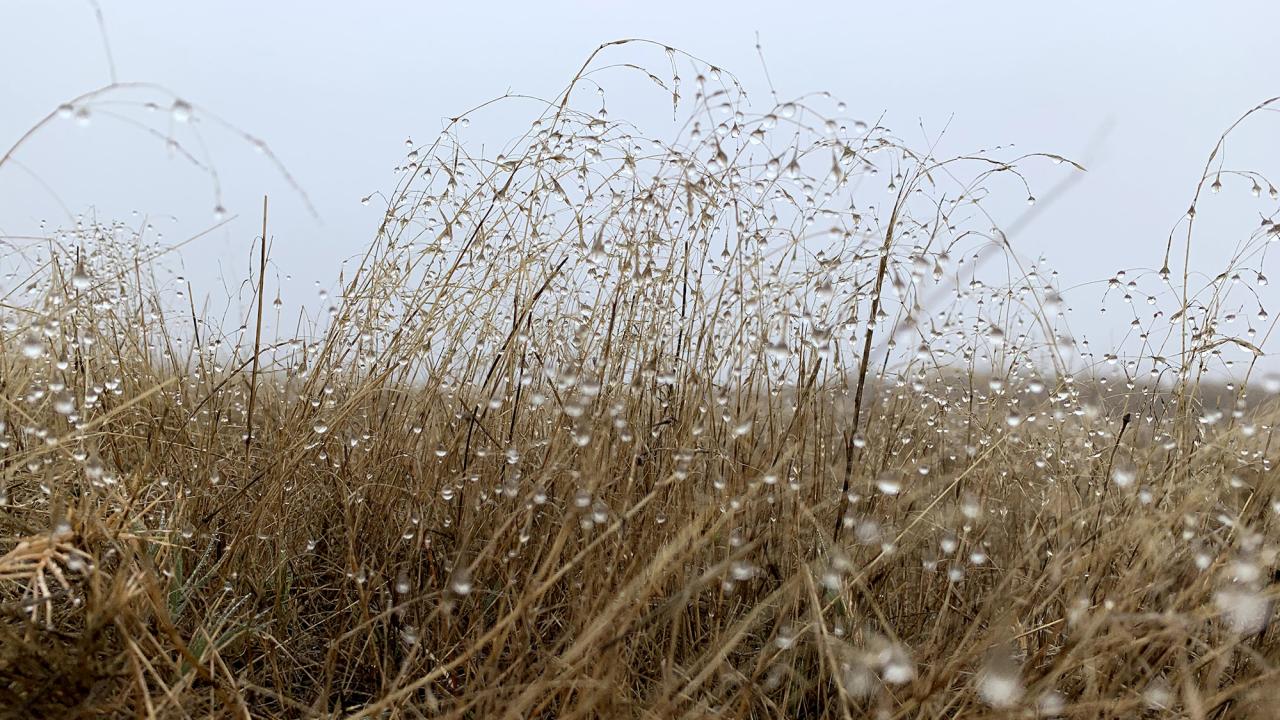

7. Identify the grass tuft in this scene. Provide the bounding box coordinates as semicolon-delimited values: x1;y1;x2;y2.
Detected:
2;40;1280;718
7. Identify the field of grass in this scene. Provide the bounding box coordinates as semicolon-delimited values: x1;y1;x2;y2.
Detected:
2;41;1280;718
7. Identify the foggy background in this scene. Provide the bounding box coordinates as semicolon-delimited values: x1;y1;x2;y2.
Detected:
2;1;1279;374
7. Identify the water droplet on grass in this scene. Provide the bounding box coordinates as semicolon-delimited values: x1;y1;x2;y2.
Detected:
977;651;1023;708
450;566;473;596
171;99;193;123
875;470;902;495
21;333;44;360
1214;586;1269;635
71;259;91;290
1111;460;1137;488
1263;373;1280;393
1143;680;1172;709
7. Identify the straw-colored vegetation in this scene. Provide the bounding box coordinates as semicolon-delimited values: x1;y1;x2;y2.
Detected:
2;40;1280;718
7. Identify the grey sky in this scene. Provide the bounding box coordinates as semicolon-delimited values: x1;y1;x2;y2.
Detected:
2;1;1279;370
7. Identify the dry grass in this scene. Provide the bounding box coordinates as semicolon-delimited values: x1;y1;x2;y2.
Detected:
2;40;1280;718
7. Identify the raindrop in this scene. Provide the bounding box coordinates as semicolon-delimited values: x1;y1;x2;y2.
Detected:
987;325;1005;347
171;99;193;123
1111;460;1136;488
71;259;91;290
1263;373;1280;393
21;333;44;360
1214;586;1269;635
1144;679;1172;710
1036;691;1065;717
875;470;902;496
449;566;474;596
977;650;1023;708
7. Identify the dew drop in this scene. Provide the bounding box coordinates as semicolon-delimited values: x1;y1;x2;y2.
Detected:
875;470;902;496
171;99;193;123
449;566;474;596
1111;461;1136;488
21;333;44;360
71;259;91;290
977;651;1023;708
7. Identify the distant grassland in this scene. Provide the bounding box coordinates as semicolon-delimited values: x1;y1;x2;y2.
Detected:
2;41;1280;718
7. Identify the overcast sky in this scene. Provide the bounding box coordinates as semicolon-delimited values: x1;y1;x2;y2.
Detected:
2;1;1279;370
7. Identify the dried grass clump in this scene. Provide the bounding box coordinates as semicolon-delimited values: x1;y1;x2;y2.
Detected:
3;40;1280;718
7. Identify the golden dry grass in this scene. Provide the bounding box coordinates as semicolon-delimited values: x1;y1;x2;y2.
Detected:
2;41;1280;719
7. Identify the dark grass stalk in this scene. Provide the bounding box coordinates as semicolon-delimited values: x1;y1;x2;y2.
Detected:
245;195;268;466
